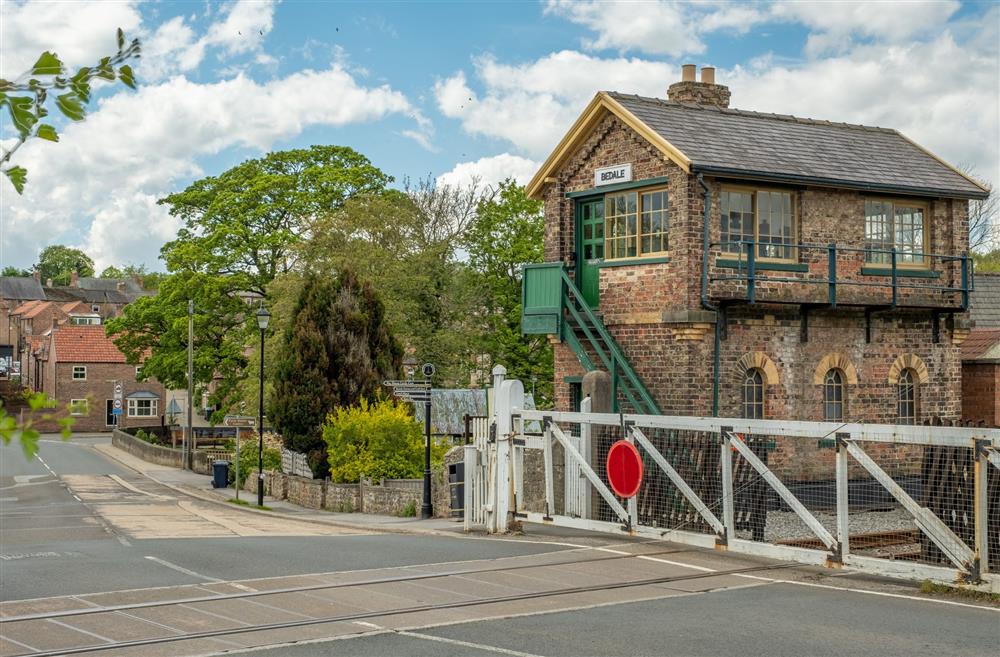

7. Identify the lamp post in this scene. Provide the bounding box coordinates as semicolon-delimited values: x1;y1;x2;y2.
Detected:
255;302;270;507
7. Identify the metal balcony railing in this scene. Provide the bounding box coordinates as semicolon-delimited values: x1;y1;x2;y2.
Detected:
708;241;971;310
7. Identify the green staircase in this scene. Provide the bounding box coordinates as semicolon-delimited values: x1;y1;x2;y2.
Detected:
522;263;660;415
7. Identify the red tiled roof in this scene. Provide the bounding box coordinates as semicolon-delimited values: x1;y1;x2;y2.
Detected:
23;301;55;319
12;299;43;315
961;328;1000;362
53;326;127;363
61;301;87;313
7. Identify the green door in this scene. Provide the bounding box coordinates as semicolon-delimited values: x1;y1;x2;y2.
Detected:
577;199;604;308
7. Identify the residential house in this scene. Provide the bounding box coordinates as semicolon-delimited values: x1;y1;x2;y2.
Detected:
0;274;46;376
962;273;1000;426
44;325;164;432
521;65;986;477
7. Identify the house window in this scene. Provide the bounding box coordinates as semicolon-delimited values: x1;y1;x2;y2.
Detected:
864;200;927;266
721;189;796;261
69;399;88;416
823;369;845;421
128;398;158;417
71;316;100;325
897;368;917;425
742;369;764;419
604;189;668;260
72;365;87;380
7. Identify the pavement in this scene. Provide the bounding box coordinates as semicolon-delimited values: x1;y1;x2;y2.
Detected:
2;434;998;657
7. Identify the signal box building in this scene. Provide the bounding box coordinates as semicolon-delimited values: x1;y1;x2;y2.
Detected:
522;66;987;453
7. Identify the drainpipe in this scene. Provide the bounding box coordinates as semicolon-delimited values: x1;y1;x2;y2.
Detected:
698;173;721;417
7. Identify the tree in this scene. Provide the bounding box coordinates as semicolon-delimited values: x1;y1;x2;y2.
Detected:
270;270;401;478
1;29;140;193
106;271;252;417
2;266;31;277
99;266;124;279
973;249;1000;273
159;145;392;296
35;245;94;285
465;180;553;405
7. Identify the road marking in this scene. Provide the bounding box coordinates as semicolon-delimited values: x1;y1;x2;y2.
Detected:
396;630;546;656
353;621;382;629
46;618;116;643
108;474;168;499
144;556;223;583
72;494;82;502
0;634;39;652
177;603;254;627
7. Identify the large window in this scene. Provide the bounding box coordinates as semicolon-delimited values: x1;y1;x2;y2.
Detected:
128;398;158;417
72;365;86;380
864;200;927;266
742;369;764;419
721;189;796;261
604;190;668;260
823;369;845;421
897;369;917;425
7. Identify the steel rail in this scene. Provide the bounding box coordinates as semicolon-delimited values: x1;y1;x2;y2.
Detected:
6;561;800;657
0;545;699;624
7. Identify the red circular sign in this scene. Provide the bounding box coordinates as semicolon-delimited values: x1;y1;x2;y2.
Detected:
606;440;643;498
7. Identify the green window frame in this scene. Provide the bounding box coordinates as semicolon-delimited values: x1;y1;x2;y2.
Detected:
864;199;928;266
604;189;669;260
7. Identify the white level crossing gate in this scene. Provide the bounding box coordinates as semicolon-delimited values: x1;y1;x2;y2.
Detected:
465;368;1000;593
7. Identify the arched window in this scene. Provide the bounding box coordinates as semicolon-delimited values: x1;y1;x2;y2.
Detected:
897;368;917;425
742;368;764;419
823;369;845;421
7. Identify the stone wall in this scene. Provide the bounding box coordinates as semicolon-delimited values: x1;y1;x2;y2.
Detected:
112;429;180;468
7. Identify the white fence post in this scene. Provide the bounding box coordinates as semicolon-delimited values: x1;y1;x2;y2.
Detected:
490;366;523;533
974;439;989;576
720;427;735;545
836;433;851;560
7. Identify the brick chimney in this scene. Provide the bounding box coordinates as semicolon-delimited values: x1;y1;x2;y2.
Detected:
116;280;126;293
70;270;79;287
32;269;40;282
668;64;731;108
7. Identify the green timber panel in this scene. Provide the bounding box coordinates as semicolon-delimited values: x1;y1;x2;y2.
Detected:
522;313;559;335
523;264;563;314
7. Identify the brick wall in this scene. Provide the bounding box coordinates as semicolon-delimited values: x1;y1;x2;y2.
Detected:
962;362;999;426
54;362;165;433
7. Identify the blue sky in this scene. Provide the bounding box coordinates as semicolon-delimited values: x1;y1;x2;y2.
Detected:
2;0;997;271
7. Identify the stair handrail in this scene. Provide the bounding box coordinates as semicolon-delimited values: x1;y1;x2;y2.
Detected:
559;268;661;414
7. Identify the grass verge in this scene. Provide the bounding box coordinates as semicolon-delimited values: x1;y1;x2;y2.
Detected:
919;580;1000;604
227;497;272;511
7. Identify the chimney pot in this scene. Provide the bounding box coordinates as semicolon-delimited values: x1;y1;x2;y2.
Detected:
701;66;716;85
681;64;696;82
70;270;79;287
32;269;40;282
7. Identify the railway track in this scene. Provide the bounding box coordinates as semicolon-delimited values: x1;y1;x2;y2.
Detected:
0;547;797;657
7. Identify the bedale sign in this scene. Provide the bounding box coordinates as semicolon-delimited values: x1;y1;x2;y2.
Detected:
594;163;632;187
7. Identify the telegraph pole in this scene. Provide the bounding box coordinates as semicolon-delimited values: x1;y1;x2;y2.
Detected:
186;300;193;470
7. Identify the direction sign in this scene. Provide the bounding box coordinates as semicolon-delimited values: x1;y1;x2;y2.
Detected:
384;380;430;388
606;440;643;498
112;408;123;416
224;415;256;428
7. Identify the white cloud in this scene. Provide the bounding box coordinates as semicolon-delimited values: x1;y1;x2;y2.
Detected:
434;51;673;158
0;0;143;77
3;65;422;270
437;153;539;189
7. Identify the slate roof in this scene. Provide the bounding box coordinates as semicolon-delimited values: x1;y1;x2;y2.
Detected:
76;277;146;295
961;328;1000;361
608;93;988;199
44;286;132;305
53;326;127;363
970;273;1000;328
0;277;46;301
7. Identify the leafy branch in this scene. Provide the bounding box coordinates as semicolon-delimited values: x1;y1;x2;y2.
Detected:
0;391;78;458
0;28;141;193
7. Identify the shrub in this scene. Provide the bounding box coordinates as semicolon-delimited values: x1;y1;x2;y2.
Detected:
134;429;147;442
323;397;446;484
399;500;416;517
234;442;281;488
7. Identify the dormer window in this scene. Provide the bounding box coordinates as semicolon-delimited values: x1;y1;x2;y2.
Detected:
720;188;796;261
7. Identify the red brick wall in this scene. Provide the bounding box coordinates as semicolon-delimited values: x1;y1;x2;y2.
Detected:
962;362;999;426
54;362;165;432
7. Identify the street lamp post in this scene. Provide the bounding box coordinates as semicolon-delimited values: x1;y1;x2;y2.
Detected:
255;302;270;507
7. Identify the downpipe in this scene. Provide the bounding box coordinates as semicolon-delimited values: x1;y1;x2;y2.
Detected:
698;172;720;418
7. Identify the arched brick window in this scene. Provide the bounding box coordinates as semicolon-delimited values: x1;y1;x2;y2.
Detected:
897;368;918;425
823;369;845;421
742;368;764;419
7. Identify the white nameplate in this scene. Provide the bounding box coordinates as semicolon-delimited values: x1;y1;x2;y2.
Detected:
594;163;632;187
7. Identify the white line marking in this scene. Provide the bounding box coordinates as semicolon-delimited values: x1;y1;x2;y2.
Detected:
0;634;40;652
144;556;223;583
397;630;546;657
177;603;254;627
46;618;115;643
117;535;131;547
72;495;82;502
108;474;168;499
353;621;382;629
113;610;185;634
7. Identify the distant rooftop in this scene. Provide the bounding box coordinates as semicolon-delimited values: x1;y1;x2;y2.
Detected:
970;273;1000;328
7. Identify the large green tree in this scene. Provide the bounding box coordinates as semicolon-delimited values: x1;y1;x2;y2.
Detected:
106;271;251;415
2;266;31;277
270;270;401;478
159;145;391;296
35;245;95;285
465;180;553;405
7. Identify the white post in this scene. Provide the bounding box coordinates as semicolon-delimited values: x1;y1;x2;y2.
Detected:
464;445;477;532
543;418;555;517
974;440;988;575
493;373;524;533
580;396;592;520
235;426;240;501
836;433;850;560
720;428;735;545
625;422;638;529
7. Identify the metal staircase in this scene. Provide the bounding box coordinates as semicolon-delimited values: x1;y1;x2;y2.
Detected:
522;263;660;415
